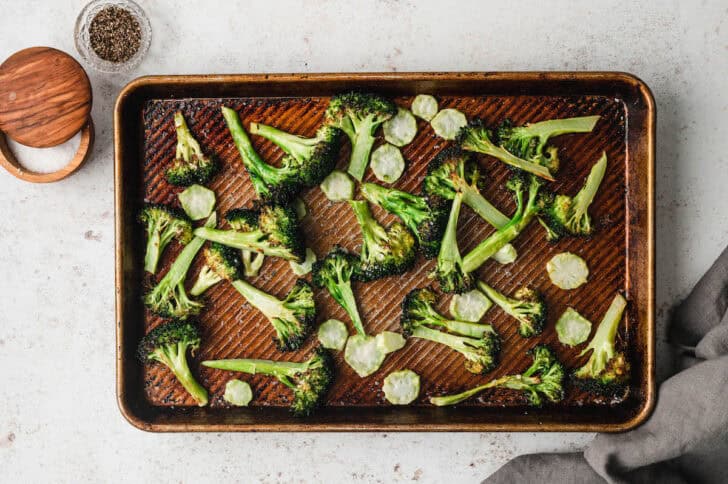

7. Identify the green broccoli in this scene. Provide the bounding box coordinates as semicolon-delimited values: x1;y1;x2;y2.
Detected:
324;92;397;181
477;282;546;337
249;122;342;187
222;106;302;203
360;182;448;259
166;111;217;186
402;288;497;338
139;203;193;274
144;213;216;319
401;289;500;374
312;247;365;336
462;174;543;273
540;152;608;240
572;293;630;396
349;200;417;281
189;242;243;296
431;345;564;406
432;189;474;293
136;320;208;406
203;346;333;416
194;203;305;262
232;279;316;352
496;115;600;175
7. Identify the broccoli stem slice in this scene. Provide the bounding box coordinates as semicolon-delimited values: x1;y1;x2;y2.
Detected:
571;152;608;220
152;343;209;406
193;227;294;260
189;266;222;296
249;122;314;161
347;127;376;181
575;294;627;376
174;111;204;162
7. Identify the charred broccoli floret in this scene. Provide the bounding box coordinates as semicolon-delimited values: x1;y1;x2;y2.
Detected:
432;189;474;293
572;293;630;396
324;92;397;180
360;182;448;259
136;320;208;406
431;345;564;406
462;174;543;273
402;288;496;338
249;123;342;187
165;112;217;186
194;203;305;262
312;247;365;336
231;279;315;352
139;203;193;274
144;213;216;319
222;107;302;203
477;282;546;337
540;152;607;241
401;289;500;374
203;346;333;416
189;242;243;296
349;200;416;281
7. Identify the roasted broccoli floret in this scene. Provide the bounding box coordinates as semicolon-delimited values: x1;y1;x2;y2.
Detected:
349;200;416;281
477;282;546;337
496;115;600;176
231;279;315;351
144;213;216;319
194;203;305;262
423;147;510;229
431;345;564;406
189;242;243;296
250;122;342;187
136;320;208;406
324;92;397;180
540;152;607;240
165;111;217;186
312;247;365;336
432;189;474;293
360;182;448;259
401;289;500;374
139;203;193;274
462;174;543;273
572;293;630;396
402;288;496;338
222;107;302;203
203;346;333;416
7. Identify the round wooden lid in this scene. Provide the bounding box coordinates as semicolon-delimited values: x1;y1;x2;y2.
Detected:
0;47;92;148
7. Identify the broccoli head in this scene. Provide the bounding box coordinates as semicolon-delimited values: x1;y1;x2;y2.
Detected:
401;289;500;374
312;246;365;336
189;242;243;296
540;152;608;240
324;92;397;180
166;111;217;186
222;106;303;203
572;294;630;396
360;182;448;259
430;345;565;407
477;282;546;337
137;320;208;406
232;278;315;351
139;203;193;274
349;200;416;281
250;122;342;187
203;346;334;416
194;203;305;262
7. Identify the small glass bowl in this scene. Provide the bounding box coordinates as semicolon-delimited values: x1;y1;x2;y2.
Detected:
74;0;151;73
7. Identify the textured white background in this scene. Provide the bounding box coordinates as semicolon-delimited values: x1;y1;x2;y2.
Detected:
0;1;726;482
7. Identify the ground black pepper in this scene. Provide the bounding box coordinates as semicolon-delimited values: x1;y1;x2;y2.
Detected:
89;6;141;63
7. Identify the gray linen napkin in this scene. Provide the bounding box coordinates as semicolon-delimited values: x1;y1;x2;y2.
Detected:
485;244;728;484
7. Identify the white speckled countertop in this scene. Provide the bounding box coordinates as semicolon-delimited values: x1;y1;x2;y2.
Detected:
0;0;726;482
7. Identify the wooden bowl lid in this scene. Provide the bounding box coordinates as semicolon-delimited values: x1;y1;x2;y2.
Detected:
0;47;92;148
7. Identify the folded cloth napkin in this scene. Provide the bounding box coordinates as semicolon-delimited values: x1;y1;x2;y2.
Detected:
485;244;728;484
